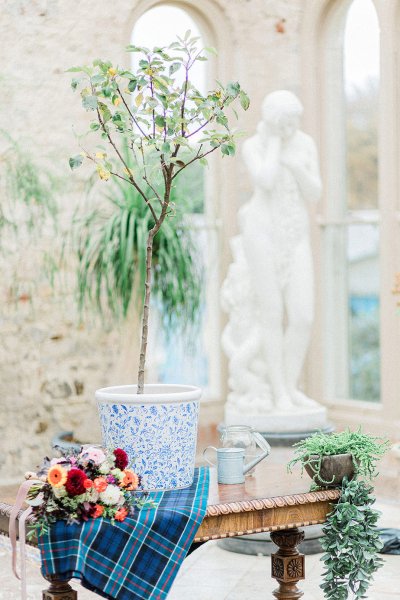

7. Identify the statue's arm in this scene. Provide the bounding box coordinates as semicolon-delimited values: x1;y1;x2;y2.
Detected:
242;136;282;192
284;137;322;202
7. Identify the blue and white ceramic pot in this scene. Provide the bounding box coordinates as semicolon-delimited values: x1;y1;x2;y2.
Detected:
96;384;201;491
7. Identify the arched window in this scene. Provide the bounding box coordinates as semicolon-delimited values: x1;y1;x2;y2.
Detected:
324;0;381;402
302;0;400;435
343;1;380;401
131;4;220;399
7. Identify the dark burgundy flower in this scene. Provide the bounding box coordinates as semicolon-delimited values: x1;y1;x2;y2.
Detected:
65;468;87;496
114;448;128;470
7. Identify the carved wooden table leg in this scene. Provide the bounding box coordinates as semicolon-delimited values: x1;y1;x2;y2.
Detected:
42;574;77;599
270;528;305;600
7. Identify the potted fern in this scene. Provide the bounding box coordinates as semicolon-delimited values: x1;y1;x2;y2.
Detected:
288;429;389;599
68;33;249;490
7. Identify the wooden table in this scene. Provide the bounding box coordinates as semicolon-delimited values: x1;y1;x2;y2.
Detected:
0;463;340;600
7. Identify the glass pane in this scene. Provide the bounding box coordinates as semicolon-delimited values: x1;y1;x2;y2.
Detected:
344;0;379;210
340;0;381;402
347;223;380;401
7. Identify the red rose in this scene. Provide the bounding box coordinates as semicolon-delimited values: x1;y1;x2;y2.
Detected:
65;468;87;496
114;448;128;470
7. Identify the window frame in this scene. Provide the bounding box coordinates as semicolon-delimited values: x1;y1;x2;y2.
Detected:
301;0;400;436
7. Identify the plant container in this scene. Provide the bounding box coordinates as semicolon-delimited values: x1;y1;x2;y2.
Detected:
305;453;356;487
96;384;201;491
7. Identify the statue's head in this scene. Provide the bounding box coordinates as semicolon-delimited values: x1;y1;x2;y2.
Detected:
261;90;303;140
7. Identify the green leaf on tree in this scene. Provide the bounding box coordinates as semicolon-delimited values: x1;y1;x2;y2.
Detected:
153;76;170;92
91;74;106;86
69;155;84;170
126;45;144;53
71;78;81;91
226;81;240;97
169;63;181;76
98;103;112;123
128;79;137;92
216;113;228;127
82;95;98;110
155;115;166;128
239;90;250;110
147;98;158;109
221;143;235;156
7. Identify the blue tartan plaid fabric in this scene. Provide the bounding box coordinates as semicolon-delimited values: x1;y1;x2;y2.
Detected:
38;467;209;600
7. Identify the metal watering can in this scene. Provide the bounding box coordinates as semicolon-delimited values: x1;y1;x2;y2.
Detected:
204;432;271;484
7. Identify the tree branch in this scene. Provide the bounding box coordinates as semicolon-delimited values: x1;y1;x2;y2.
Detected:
115;84;150;140
96;108;158;222
137;172;173;392
171;145;219;180
186;97;229;139
180;63;189;137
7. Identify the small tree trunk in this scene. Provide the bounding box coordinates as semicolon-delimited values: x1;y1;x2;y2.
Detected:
137;231;154;393
137;171;171;393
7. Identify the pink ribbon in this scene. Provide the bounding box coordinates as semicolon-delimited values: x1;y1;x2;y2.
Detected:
9;478;43;600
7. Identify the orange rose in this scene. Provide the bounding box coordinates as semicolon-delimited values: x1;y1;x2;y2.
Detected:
93;477;108;492
115;507;128;522
83;479;94;489
121;469;139;491
92;504;104;518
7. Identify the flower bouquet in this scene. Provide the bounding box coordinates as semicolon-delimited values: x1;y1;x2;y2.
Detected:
26;445;150;538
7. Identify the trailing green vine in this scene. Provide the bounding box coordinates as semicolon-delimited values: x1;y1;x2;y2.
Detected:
287;429;389;599
320;478;384;600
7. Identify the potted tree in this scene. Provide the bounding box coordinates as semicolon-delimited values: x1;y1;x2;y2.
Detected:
68;32;249;490
288;428;389;599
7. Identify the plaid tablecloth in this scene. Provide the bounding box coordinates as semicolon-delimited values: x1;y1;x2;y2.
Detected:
38;467;209;600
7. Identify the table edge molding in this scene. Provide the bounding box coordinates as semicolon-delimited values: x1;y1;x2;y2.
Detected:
194;518;326;542
205;489;341;517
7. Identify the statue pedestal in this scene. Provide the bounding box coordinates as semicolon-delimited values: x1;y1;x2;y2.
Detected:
225;404;328;434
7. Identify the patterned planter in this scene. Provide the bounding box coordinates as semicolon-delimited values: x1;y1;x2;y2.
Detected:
96;384;201;491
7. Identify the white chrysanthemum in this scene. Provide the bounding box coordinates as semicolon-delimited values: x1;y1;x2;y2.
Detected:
99;484;122;506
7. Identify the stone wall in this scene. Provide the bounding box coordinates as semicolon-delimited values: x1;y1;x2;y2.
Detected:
0;0;305;480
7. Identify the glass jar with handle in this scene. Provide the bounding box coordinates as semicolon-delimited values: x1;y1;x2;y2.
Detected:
219;425;270;476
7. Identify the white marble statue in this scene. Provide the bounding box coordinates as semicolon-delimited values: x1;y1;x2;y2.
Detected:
223;90;326;430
